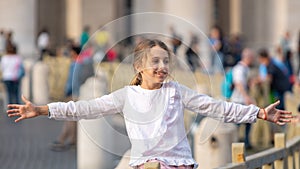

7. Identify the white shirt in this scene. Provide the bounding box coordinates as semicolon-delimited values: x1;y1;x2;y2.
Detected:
48;81;259;168
231;62;250;104
0;54;23;81
37;32;49;49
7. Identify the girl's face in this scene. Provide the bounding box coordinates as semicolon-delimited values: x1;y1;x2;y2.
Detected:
140;46;170;89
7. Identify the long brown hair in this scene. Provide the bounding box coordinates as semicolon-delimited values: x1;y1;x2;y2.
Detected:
130;39;172;86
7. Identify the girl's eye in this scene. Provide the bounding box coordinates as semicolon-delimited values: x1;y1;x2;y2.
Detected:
152;59;159;64
164;59;169;64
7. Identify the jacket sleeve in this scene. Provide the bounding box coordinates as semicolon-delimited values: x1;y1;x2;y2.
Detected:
179;84;259;123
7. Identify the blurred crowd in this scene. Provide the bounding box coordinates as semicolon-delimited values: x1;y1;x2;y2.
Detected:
167;25;300;150
1;24;300;152
206;26;300;149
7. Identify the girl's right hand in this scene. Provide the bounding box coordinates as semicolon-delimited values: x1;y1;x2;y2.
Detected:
7;95;46;123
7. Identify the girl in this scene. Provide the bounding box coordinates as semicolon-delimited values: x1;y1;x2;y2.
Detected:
7;39;292;169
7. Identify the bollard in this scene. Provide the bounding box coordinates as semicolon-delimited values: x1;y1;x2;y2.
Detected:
232;143;245;163
288;155;294;169
194;118;238;168
32;61;49;105
144;162;160;169
21;59;34;100
274;133;285;169
295;124;300;169
115;149;131;169
262;164;272;169
77;70;131;169
77;72;114;169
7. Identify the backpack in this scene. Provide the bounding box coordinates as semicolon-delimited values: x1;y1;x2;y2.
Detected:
221;69;234;99
18;63;25;79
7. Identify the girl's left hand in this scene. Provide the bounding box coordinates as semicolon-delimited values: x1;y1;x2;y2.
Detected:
263;100;293;125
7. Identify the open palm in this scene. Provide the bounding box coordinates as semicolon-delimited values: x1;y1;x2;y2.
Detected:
7;95;39;122
265;101;292;125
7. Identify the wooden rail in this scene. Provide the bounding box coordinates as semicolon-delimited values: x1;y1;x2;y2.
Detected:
217;130;300;169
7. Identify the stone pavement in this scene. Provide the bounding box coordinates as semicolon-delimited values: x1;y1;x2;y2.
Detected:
0;99;76;169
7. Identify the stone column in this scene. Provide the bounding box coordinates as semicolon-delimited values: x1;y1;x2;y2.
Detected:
163;0;213;70
66;0;82;40
0;0;37;57
240;0;288;51
163;0;212;34
132;0;213;44
287;0;300;51
132;0;213;69
230;0;241;35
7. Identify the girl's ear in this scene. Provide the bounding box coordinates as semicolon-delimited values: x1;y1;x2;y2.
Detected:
134;64;143;73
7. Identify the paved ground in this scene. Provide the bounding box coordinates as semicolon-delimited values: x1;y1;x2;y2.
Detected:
0;99;76;169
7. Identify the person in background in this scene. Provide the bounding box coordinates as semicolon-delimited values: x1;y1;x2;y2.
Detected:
185;33;200;72
273;46;293;91
80;25;90;50
230;48;256;150
297;30;300;76
95;26;110;50
258;48;291;144
0;29;6;55
285;50;294;88
37;28;50;60
1;44;24;104
228;33;243;67
5;30;16;51
208;25;225;74
258;48;290;110
280;31;291;61
169;25;182;55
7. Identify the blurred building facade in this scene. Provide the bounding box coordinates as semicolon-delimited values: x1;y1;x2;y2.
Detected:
0;0;299;57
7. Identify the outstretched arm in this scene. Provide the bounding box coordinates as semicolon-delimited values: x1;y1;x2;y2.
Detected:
7;95;48;123
180;83;293;124
7;89;125;122
257;100;292;125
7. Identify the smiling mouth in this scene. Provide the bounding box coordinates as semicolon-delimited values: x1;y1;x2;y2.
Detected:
156;70;168;77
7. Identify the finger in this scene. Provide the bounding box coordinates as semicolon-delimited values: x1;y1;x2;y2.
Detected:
7;104;21;109
272;100;280;107
278;118;291;123
15;117;24;123
279;114;293;118
21;95;30;104
277;115;293;123
276;121;286;125
279;111;292;115
8;113;20;117
7;109;19;114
